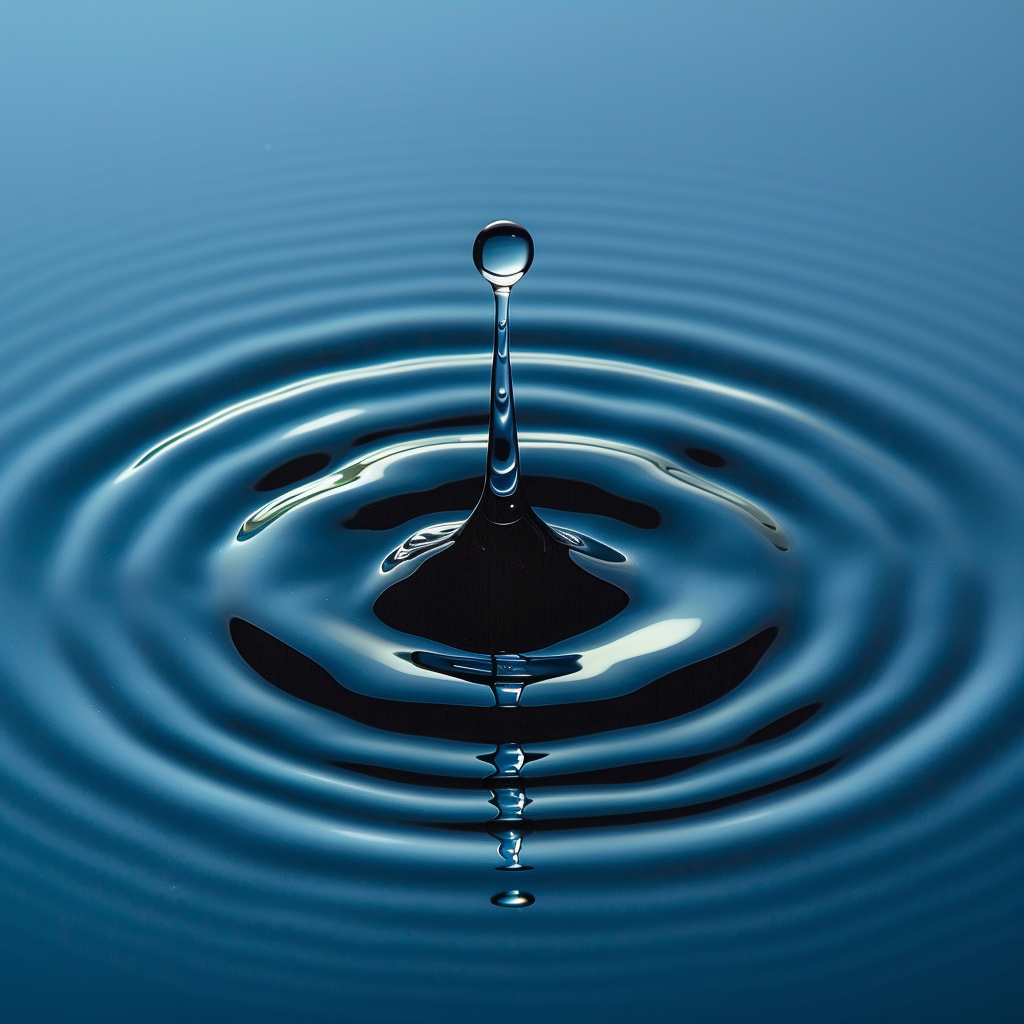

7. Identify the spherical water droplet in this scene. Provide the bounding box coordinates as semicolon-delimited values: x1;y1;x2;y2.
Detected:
491;889;535;908
473;221;534;287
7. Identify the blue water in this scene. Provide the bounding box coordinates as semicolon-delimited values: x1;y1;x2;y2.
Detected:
1;4;1022;1022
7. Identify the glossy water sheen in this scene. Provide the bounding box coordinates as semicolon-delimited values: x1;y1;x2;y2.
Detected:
0;5;1021;1023
482;235;530;277
475;220;533;518
474;221;535;287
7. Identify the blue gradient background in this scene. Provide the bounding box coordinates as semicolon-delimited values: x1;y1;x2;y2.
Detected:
1;3;1022;1022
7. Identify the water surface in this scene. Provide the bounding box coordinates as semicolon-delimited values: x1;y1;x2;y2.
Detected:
0;4;1021;1022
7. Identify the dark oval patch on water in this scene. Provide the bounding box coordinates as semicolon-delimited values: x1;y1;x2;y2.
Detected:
255;452;332;491
343;475;661;531
685;446;727;468
229;617;777;743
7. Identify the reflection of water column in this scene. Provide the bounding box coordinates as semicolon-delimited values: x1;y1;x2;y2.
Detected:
485;742;536;908
492;654;531;707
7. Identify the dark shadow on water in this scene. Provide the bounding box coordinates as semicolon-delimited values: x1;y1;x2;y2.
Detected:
229;618;778;744
684;446;727;469
343;475;660;531
372;509;630;652
328;763;493;788
255;452;331;491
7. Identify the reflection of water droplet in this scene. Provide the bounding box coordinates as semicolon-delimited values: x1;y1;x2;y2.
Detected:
491;889;535;908
490;785;528;819
490;743;526;777
482;743;535;875
491;826;531;871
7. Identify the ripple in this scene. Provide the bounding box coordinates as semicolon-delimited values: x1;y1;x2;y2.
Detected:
0;158;1021;1016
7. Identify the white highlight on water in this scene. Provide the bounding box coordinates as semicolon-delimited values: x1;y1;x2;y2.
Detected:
571;618;703;681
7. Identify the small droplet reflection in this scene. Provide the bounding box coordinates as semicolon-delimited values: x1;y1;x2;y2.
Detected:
491;889;535;908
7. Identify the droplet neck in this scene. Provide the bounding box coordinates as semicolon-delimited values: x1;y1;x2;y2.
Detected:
472;220;534;525
372;218;629;654
482;286;523;524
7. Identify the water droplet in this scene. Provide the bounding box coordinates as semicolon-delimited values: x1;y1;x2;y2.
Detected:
473;221;533;522
473;220;534;287
491;889;535;909
372;223;629;652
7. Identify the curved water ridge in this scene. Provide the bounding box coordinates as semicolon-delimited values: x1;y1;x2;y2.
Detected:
235;425;787;549
1;315;1020;846
0;173;1021;1014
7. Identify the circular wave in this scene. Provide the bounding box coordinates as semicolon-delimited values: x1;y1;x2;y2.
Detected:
0;160;1021;1014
